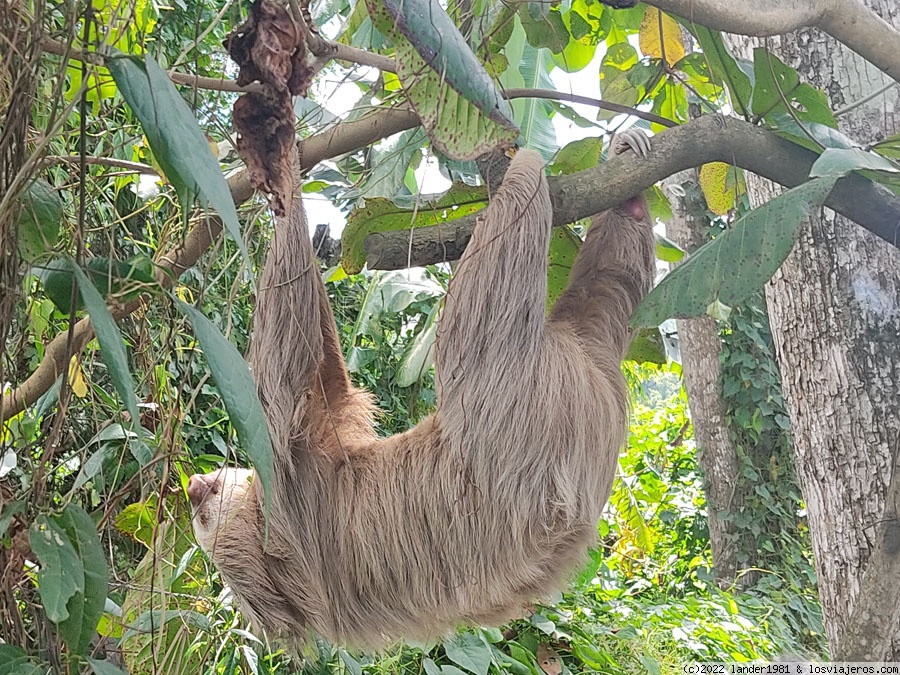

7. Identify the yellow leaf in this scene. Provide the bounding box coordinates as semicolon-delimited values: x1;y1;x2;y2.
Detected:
699;162;743;215
638;7;685;67
68;356;88;398
175;286;194;304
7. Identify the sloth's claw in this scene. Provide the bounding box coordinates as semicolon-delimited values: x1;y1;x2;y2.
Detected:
612;129;651;159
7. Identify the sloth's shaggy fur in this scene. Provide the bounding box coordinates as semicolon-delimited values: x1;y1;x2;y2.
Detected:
188;146;655;648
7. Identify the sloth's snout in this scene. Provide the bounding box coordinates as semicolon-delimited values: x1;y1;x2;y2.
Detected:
187;474;214;507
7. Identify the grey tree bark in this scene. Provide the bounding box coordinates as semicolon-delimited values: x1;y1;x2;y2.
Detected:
730;3;900;657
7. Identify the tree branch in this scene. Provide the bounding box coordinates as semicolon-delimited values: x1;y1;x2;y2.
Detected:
641;0;900;84
363;114;900;270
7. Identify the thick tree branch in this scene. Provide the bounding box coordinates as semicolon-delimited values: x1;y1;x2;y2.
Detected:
363;114;900;270
641;0;900;84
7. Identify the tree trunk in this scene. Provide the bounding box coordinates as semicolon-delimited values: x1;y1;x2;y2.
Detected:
731;4;900;657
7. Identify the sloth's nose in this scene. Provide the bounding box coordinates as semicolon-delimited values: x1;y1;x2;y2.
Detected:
187;474;211;506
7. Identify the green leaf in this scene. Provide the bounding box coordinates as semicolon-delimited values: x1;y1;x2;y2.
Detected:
625;327;666;364
810;147;900;178
688;25;752;116
34;256;156;314
499;21;557;157
550;137;603;175
365;0;517;160
352;128;427;199
86;658;129;675
443;633;492;675
57;505;109;656
519;6;569;53
547;226;581;309
0;500;25;538
338;650;363;675
18;179;63;262
654;233;684;263
107;53;248;267
0;645;42;675
598;42;640;120
175;301;275;519
769;113;857;152
29;515;84;623
379;0;516;128
750;48;835;126
341;183;487;274
632;176;838;326
68;260;140;426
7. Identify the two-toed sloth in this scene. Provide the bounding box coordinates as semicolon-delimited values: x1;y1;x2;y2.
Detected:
187;132;656;648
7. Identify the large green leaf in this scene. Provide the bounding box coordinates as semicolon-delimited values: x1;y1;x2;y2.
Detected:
68;260;140;426
341;183;487;273
499;19;557;157
443;633;492;675
56;504;109;656
175;301;275;518
0;645;42;675
86;658;129;675
107;53;248;267
810;147;900;178
632;176;838;327
34;256;156;315
367;2;518;160
687;25;752;117
549;137;604;175
380;0;515;128
29;515;84;623
18;179;63;263
750;48;835;127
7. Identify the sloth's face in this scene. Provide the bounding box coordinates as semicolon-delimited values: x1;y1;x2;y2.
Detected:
187;467;255;556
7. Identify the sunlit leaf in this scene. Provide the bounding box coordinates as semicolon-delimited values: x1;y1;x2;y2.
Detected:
699;162;745;215
546;226;581;309
625;328;666;364
66;354;89;398
638;7;684;67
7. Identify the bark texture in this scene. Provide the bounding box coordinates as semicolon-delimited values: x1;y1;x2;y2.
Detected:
731;4;900;656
